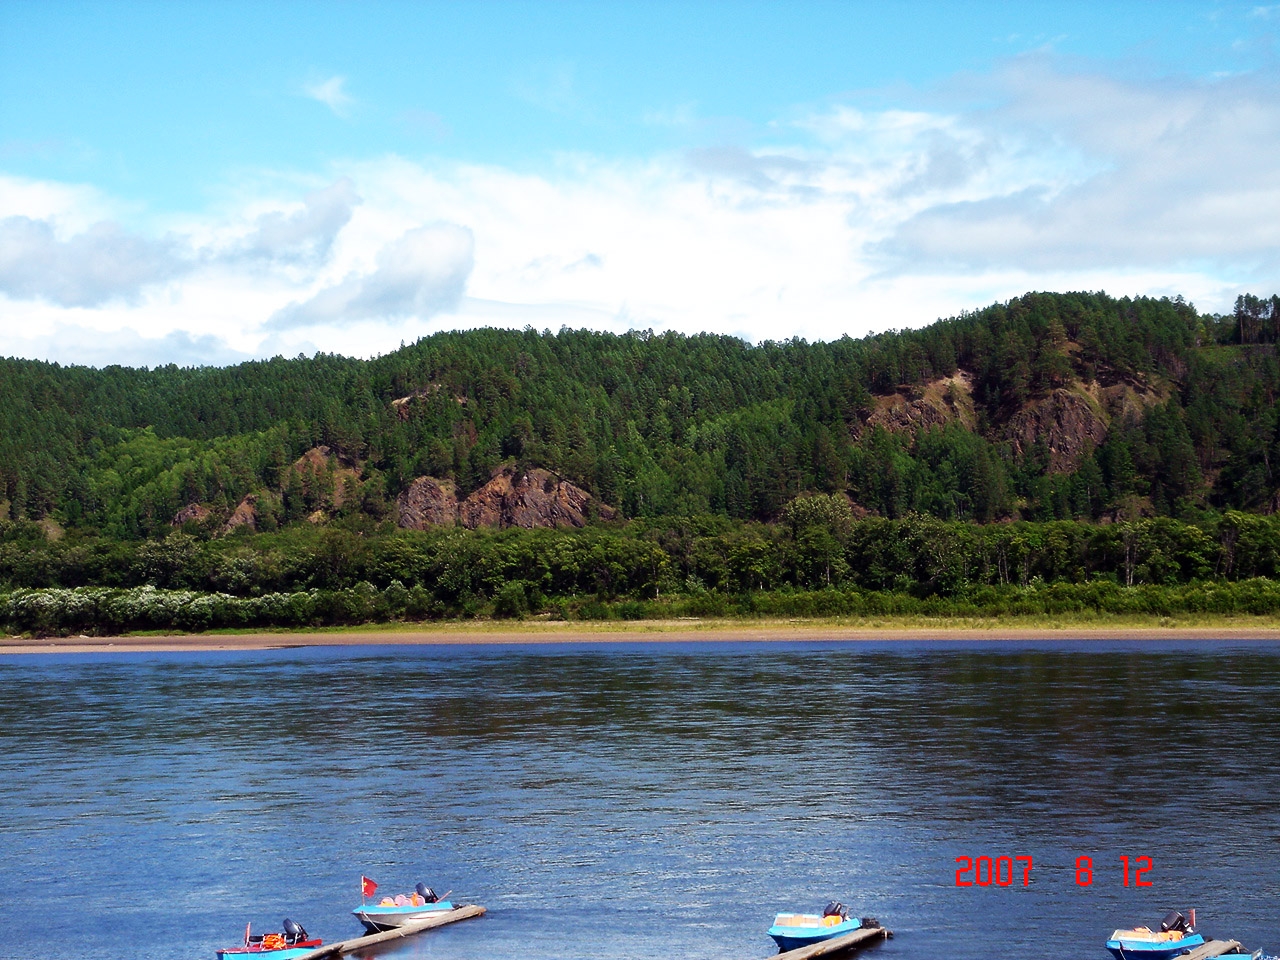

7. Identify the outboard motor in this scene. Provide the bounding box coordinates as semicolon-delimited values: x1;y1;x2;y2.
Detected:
823;901;849;920
416;883;439;903
282;919;308;944
1160;912;1189;934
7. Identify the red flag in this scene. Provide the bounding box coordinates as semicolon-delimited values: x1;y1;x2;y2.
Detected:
361;876;378;898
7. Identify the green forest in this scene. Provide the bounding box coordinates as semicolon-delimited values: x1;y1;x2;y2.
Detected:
4;289;1280;633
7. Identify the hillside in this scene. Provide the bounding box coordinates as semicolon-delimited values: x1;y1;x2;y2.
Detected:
1;290;1278;541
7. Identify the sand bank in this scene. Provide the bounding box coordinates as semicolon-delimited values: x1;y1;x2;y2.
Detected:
4;618;1280;654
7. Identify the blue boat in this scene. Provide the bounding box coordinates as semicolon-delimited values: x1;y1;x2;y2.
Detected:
353;883;454;933
769;902;867;953
216;919;322;960
1107;911;1205;960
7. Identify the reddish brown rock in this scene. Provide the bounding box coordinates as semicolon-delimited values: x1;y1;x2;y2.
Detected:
397;467;613;530
172;502;212;526
1004;389;1109;473
289;445;361;510
472;467;614;529
222;494;259;533
457;470;510;529
396;477;461;529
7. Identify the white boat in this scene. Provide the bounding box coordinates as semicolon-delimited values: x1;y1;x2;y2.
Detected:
352;883;453;933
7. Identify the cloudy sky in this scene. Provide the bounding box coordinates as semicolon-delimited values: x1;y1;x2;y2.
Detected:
1;1;1279;367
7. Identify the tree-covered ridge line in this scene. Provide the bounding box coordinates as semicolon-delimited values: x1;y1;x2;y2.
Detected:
2;290;1279;535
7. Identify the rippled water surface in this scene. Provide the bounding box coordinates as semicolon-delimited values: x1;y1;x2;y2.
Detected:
1;639;1277;960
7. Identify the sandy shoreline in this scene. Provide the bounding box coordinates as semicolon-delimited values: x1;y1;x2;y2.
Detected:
5;618;1280;653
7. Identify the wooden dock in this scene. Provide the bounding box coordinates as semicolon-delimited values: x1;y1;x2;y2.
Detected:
770;923;892;960
1179;940;1245;960
293;905;486;960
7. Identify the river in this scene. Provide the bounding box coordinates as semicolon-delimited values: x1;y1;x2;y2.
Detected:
0;639;1275;960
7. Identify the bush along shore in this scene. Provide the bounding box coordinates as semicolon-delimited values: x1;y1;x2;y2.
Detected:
5;509;1280;635
5;579;1280;637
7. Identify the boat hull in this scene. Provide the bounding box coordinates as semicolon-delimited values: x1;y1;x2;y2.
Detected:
216;941;322;960
352;902;455;933
1106;934;1206;960
768;916;864;952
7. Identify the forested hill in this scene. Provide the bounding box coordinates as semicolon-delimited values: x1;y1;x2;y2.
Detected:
3;290;1280;539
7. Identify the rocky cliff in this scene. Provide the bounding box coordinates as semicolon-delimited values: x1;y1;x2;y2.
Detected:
1003;388;1109;473
396;476;461;528
859;372;977;436
171;502;212;526
222;494;259;534
397;466;614;530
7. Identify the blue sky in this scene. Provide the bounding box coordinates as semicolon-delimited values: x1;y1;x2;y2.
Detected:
1;1;1279;366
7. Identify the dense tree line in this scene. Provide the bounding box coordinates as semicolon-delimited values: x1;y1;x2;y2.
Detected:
6;506;1280;634
4;506;1279;602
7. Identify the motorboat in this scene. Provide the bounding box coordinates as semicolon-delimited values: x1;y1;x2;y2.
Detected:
1107;911;1206;960
768;902;872;953
216;919;321;960
353;882;454;933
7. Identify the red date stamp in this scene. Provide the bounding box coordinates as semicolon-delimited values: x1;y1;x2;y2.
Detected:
954;855;1034;886
955;856;1154;887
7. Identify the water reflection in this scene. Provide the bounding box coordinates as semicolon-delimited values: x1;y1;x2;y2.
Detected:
0;640;1276;960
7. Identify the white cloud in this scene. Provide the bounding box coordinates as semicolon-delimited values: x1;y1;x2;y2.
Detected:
304;75;354;117
268;223;474;329
0;216;187;307
873;58;1280;275
0;173;118;227
236;177;362;264
0;177;361;311
3;55;1280;365
0;322;250;368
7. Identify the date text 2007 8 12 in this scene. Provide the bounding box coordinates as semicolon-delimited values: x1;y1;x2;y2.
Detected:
954;856;1154;887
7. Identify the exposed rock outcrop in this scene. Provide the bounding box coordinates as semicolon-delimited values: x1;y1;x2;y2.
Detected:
172;502;212;526
288;446;361;510
462;467;609;529
397;467;614;530
1004;389;1108;473
396;477;461;528
1088;378;1168;425
223;494;259;534
860;372;976;436
856;368;1168;474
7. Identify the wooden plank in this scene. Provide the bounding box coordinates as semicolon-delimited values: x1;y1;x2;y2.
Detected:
293;905;486;960
770;924;891;960
1178;940;1243;960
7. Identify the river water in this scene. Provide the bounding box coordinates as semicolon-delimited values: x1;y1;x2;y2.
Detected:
0;639;1276;960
